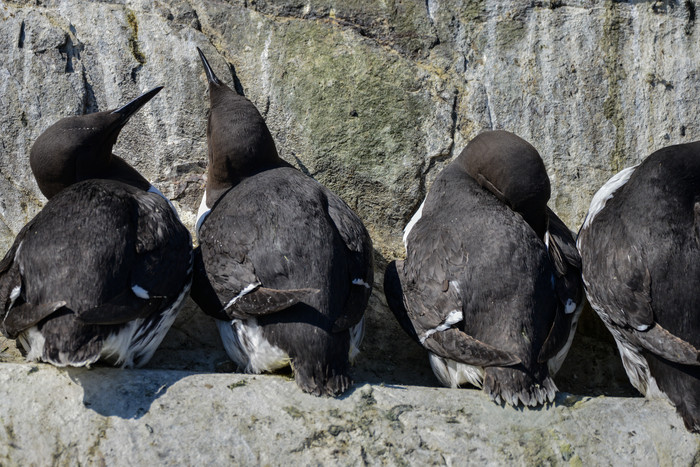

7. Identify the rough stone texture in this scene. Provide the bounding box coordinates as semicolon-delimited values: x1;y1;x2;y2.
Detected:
1;362;699;466
1;0;700;461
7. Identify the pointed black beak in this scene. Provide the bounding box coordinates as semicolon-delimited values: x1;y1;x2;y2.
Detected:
196;47;221;86
111;86;164;122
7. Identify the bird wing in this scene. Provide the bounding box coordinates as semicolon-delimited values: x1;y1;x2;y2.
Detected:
192;219;318;322
537;208;584;363
130;192;193;296
399;220;521;367
604;242;655;330
2;301;68;338
78;191;192;325
75;289;164;325
422;328;521;367
2;186;193;333
0;222;70;337
547;208;582;276
581;217;700;366
325;192;374;333
383;260;420;343
190;246;228;321
638;323;700;365
611;245;700;365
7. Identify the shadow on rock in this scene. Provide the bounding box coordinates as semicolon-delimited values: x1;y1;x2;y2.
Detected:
66;366;193;419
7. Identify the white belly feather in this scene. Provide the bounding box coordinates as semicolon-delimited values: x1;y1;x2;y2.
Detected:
217;315;366;373
17;280;190;368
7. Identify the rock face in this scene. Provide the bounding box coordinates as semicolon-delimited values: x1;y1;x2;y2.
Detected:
1;363;699;466
1;0;700;461
4;0;700;257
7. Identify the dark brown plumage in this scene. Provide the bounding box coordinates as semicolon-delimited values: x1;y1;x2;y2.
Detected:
191;48;373;396
0;87;192;368
385;130;582;406
578;143;700;432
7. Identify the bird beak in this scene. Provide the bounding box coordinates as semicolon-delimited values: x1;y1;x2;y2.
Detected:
111;86;164;122
196;47;221;86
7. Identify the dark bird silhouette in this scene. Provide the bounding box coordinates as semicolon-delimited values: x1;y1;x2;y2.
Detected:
577;143;700;432
190;48;373;396
384;130;583;406
0;87;193;368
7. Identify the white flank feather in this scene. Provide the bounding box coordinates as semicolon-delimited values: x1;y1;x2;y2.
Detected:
195;193;211;239
349;316;365;362
131;285;150;299
580;165;638;233
402;200;426;248
419;310;463;344
218;318;290;373
10;285;20;302
102;276;191;368
224;282;261;310
352;278;371;289
428;352;485;389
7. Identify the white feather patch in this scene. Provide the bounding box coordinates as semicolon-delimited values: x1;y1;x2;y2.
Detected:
349;316;365;362
3;285;21;322
224;282;261;310
102;277;191;368
615;336;654;395
428;352;484;389
402;199;426;248
17;327;46;363
352;278;371;289
10;285;20;302
131;285;150;299
8;285;21;315
580;165;638;232
443;310;463;327
218;318;290;373
564;299;576;315
419;310;463;344
195;193;211;239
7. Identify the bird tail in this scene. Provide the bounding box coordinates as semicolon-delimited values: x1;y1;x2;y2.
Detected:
483;366;557;407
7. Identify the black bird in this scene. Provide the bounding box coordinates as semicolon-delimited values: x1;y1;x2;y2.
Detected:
0;87;193;368
191;48;373;396
384;130;583;406
577;143;700;432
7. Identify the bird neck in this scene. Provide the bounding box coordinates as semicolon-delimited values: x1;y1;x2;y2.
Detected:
105;155;151;191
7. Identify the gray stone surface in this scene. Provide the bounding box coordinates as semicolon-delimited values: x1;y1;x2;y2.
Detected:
3;0;699;256
0;362;698;466
1;0;700;462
